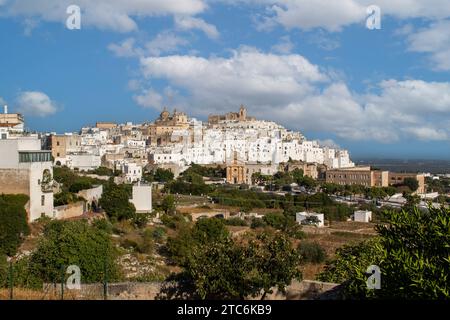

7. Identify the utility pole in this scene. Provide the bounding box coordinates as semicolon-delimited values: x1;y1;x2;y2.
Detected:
103;256;108;300
8;260;13;300
60;265;65;300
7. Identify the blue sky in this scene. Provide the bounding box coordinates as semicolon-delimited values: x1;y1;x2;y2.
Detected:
0;0;450;160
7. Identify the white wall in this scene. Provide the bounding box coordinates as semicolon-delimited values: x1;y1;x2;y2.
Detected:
130;185;152;213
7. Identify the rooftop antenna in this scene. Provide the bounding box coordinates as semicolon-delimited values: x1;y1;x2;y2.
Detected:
4;105;8;114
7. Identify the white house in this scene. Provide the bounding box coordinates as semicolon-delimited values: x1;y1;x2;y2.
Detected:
354;210;372;223
0;137;54;222
130;184;152;213
122;162;142;183
296;212;325;227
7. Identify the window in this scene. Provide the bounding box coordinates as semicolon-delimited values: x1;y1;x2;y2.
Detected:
56;141;60;146
41;195;45;206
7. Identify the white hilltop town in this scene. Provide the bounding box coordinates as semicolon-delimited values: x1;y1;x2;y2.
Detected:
0;104;355;222
2;103;431;225
50;105;355;181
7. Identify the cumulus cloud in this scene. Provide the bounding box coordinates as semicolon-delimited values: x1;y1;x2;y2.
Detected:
271;35;294;54
174;15;220;39
133;88;164;109
15;91;58;117
145;31;189;56
135;47;450;142
108;38;143;58
406;20;450;71
109;32;189;58
1;0;207;32
244;0;450;31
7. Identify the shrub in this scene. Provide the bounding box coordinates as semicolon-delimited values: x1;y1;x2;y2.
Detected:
250;218;267;229
298;241;327;264
224;217;248;226
0;194;30;256
29;220;120;284
99;182;136;221
152;227;166;242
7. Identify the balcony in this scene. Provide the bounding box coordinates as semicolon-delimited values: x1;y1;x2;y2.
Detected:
19;151;53;163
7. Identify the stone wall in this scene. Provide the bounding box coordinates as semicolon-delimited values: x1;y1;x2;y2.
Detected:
0;168;29;195
44;280;342;300
53;201;85;220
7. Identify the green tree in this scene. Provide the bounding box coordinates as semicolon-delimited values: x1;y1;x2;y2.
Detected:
245;231;302;299
99;182;136;221
163;231;301;300
297;241;327;264
291;168;304;184
29;220;120;284
154;168;174;183
191;218;229;245
0;194;30;257
161;195;176;214
403;177;419;192
318;206;450;299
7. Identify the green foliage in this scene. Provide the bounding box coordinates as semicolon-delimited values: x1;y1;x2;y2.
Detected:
374;207;450;299
132;212;150;229
53;166;99;193
191;218;229;245
298;241;327;264
318;206;450;299
138;229;154;254
53;191;83;206
99;182;136;221
69;179;94;193
91;166;116;177
322;203;353;222
151;227;167;242
0;194;30;257
169;231;301;300
29;220;120;284
166;225;194;266
182;164;225;179
263;213;286;230
161;195;176;214
403;177;419;192
161;213;189;230
291;168;304;183
165;180;213;196
250;218;267;229
224;217;248;226
317;239;382;299
210;188;271;208
154;168;175;183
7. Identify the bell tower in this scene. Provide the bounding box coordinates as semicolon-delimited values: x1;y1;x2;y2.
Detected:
239;105;247;121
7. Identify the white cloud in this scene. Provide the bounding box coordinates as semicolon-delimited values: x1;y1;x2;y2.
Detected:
1;0;207;32
406;20;450;71
248;0;450;32
15;91;58;117
174;15;219;39
133;88;163;109
109;32;189;58
145;31;189;56
108;38;143;58
271;35;294;54
135;47;450;142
